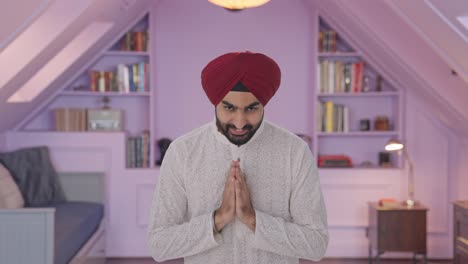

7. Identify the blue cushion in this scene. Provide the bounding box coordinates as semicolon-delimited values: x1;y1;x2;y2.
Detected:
52;201;104;264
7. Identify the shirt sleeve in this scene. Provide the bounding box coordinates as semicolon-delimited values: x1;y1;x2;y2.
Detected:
147;142;223;262
252;143;329;261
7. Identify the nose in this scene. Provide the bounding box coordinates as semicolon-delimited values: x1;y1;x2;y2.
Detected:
232;111;247;129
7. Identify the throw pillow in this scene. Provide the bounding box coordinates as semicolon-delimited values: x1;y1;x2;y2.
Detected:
0;146;67;206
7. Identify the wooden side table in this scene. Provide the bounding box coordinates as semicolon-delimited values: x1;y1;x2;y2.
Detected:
367;202;428;264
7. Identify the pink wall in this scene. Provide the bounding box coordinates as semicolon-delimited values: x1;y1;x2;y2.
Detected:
456;142;468;200
152;0;314;138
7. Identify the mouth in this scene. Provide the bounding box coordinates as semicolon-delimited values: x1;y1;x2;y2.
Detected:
229;127;248;136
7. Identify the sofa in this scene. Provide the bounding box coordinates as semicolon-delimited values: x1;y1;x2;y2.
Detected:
0;146;105;264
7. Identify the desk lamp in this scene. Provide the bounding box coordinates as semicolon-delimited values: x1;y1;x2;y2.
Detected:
385;139;415;207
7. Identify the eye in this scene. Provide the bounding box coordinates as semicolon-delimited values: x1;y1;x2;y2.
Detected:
224;105;234;111
247;107;258;112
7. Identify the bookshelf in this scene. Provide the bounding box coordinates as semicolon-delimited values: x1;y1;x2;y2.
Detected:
314;17;402;169
20;13;154;169
10;9;160;256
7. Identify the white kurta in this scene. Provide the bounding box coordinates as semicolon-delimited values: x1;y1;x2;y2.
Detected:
147;119;328;264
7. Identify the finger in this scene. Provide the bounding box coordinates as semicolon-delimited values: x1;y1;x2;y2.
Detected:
237;177;248;196
230;161;236;174
236;172;243;186
237;169;244;184
230;177;236;193
229;173;236;190
232;161;239;179
235;179;240;193
226;166;236;190
229;180;236;197
231;161;239;176
225;173;233;189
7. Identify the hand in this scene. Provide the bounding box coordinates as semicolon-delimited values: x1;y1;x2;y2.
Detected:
234;161;256;232
214;160;237;232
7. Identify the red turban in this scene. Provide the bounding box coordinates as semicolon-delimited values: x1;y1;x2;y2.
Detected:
201;51;281;106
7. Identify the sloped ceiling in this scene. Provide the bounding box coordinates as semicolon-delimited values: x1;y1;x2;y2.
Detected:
0;0;52;51
309;0;468;135
0;0;152;132
0;0;468;135
387;0;468;86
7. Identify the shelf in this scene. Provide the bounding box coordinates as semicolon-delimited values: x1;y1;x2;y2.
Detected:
317;131;399;137
103;51;149;56
317;92;399;97
318;166;400;171
60;91;150;97
318;52;360;57
17;130;125;134
125;167;159;172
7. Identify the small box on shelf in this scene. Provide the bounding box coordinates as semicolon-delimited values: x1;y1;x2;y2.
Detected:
87;108;124;132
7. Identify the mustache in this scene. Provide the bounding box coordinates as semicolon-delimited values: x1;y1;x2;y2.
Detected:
227;124;253;130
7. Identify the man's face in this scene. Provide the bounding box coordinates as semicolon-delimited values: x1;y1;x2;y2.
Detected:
215;91;264;146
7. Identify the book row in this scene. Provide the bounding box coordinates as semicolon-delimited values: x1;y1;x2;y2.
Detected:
318;30;337;52
118;31;149;52
89;62;150;93
126;130;151;168
317;101;349;133
317;60;365;94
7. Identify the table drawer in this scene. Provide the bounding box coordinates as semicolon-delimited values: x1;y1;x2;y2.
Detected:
455;209;468;224
378;210;426;252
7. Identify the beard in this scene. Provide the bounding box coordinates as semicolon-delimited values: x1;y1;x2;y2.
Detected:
216;114;263;146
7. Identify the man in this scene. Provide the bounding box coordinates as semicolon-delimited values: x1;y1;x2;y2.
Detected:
147;51;328;264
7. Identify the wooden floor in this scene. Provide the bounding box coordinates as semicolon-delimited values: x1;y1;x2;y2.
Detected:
106;258;453;264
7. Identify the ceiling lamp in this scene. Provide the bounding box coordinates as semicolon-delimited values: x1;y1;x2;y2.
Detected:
208;0;271;10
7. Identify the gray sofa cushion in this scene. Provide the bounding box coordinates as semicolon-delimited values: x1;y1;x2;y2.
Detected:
0;146;67;206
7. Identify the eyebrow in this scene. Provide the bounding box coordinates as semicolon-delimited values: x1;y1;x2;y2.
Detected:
221;101;260;109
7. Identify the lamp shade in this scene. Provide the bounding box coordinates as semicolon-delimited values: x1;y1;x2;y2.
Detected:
208;0;271;10
385;139;404;152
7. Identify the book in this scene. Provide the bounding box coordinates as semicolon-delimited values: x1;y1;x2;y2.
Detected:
53;108;87;131
325;101;334;132
378;198;401;208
